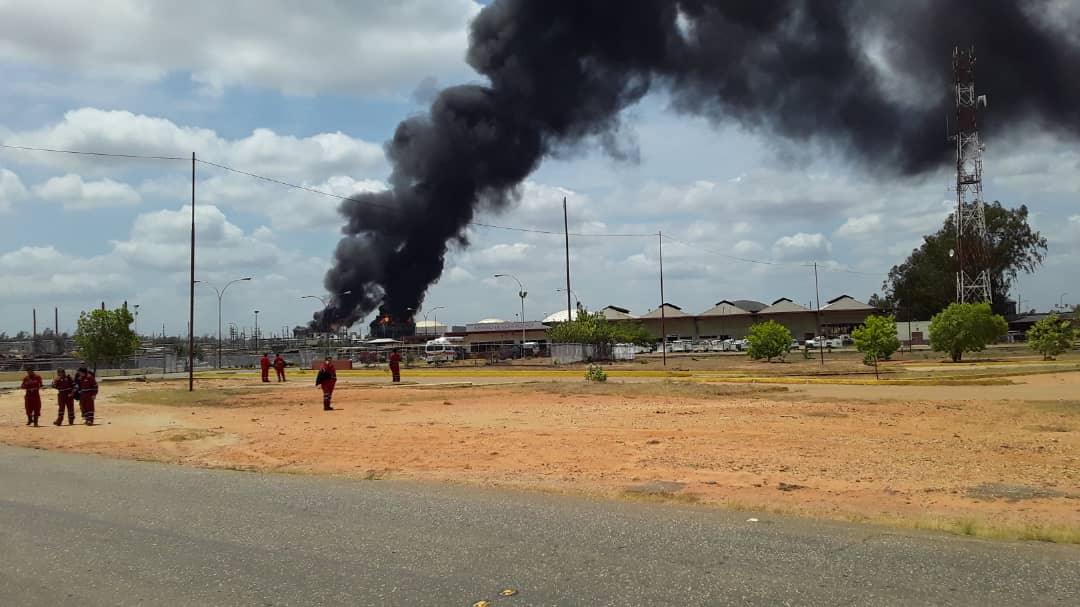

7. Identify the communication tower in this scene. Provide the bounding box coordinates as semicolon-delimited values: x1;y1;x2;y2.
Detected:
951;47;992;304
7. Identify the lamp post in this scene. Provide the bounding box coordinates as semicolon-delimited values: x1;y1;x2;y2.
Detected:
195;277;253;368
494;274;527;358
555;288;581;318
132;304;140;368
302;291;351;358
424;306;446;336
1060;292;1069;310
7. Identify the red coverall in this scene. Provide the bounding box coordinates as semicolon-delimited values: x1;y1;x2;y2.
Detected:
318;362;337;409
260;356;271;382
21;372;43;426
273;356;286;382
389;352;402;383
79;371;98;425
52;374;76;425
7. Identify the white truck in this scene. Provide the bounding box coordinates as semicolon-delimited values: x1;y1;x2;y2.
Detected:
423;337;465;364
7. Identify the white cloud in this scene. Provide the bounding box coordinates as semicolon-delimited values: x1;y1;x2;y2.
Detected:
0;246;129;299
772;232;832;261
4;108;385;180
835;214;883;239
733;239;765;256
33;173;141;209
0;168;29;212
110;204;282;272
0;1;481;96
173;173;387;232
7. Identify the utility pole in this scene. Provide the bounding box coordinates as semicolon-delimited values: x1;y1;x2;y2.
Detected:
188;152;196;392
32;308;37;355
563;197;572;323
659;231;666;366
814;262;824;366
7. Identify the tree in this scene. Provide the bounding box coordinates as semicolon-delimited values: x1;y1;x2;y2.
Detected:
882;202;1047;320
929;303;1007;363
852;315;901;378
867;293;895;309
547;310;654;347
746;320;792;362
74;307;140;369
1027;314;1076;360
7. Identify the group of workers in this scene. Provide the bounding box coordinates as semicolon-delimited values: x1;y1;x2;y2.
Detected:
17;349;405;425
313;349;402;412
258;353;288;383
20;365;98;427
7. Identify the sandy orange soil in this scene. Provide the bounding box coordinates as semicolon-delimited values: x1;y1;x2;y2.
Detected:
2;372;1077;535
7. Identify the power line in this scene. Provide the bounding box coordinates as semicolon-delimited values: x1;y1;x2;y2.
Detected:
0;142;186;161
1;140;888;274
197;159;654;237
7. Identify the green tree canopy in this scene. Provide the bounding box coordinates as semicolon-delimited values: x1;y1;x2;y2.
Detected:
746;320;792;362
75;307;140;369
852;315;901;378
546;310;654;347
882;202;1046;320
1027;314;1076;360
929;302;1007;363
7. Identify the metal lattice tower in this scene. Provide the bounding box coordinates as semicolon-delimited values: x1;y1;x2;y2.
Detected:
952;47;992;304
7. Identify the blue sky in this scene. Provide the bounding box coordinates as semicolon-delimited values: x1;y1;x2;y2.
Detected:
0;0;1076;337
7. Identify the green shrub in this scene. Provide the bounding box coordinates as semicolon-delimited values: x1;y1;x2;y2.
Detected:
852;315;901;378
747;320;792;362
585;364;608;382
929;302;1008;362
1028;314;1076;360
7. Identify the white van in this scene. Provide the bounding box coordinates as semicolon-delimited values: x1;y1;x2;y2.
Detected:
424;337;464;364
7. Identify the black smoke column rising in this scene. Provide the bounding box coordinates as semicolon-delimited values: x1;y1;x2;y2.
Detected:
318;0;1080;328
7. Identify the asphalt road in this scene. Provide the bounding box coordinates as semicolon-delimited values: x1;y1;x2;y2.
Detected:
0;446;1076;606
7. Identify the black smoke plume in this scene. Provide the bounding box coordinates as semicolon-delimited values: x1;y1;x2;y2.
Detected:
315;0;1080;331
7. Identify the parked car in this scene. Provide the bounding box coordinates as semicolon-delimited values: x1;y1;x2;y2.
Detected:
805;336;842;349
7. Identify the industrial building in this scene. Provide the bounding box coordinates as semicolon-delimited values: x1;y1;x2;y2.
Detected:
445;294;885;352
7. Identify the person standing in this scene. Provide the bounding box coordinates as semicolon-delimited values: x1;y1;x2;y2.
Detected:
260;353;271;383
77;366;98;425
315;356;337;411
273;353;286;382
52;368;76;426
389;348;402;383
20;365;43;427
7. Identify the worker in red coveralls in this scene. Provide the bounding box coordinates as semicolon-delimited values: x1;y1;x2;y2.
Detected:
273;353;286;382
389;348;402;383
259;353;271;383
52;368;76;426
315;356;337;411
21;365;43;427
77;366;98;425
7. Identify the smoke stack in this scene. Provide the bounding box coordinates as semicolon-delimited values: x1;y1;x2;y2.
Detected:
317;0;1080;326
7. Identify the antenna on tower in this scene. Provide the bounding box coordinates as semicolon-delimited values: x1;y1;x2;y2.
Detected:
952;46;992;305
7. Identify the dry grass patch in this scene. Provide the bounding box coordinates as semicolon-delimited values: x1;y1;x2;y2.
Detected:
112;388;260;407
504;380;788;400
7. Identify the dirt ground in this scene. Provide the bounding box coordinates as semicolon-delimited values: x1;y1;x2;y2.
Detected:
2;371;1077;540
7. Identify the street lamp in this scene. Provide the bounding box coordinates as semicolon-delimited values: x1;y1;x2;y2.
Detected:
423;306;446;336
132;304;140;368
1060;292;1069;310
494;274;527;358
302;291;351;358
195;277;253;368
555;288;581;318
